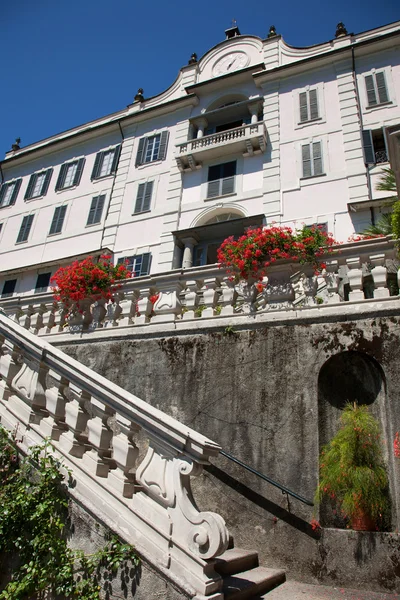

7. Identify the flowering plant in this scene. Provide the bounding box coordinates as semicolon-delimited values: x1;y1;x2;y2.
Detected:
51;254;131;311
347;233;385;242
394;432;400;458
315;403;389;529
217;225;336;283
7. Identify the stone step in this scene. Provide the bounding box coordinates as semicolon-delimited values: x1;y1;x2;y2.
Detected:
214;547;259;577
223;566;286;600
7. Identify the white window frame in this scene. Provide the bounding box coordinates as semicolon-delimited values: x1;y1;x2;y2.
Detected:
117;253;151;277
203;159;241;201
295;84;325;129
361;67;396;112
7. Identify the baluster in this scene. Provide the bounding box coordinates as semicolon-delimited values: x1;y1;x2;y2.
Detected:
59;384;90;458
220;278;237;316
346;258;364;301
29;303;47;335
82;398;114;477
18;305;33;330
109;415;140;497
201;277;220;318
324;260;340;303
135;287;152;324
0;337;22;403
91;298;107;329
41;369;67;440
370;254;390;298
9;352;47;426
182;280;202;320
152;281;183;323
114;289;138;327
42;301;57;334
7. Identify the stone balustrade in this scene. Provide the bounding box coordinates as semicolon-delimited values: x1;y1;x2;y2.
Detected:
0;311;229;597
0;236;398;337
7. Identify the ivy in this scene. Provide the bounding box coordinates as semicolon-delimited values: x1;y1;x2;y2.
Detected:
0;426;139;600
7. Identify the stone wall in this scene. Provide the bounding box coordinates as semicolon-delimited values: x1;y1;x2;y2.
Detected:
61;313;400;593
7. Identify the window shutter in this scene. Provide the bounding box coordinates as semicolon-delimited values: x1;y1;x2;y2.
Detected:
25;174;37;199
50;205;67;235
158;131;169;161
94;195;105;223
17;214;34;243
375;72;389;104
135;183;146;213
0;184;6;206
302;144;312;178
299;92;308;122
140;253;151;276
365;75;377;106
73;158;85;186
309;89;319;120
91;151;103;180
362;130;375;164
135;138;146;166
55;164;68;191
207;180;221;198
221;176;235;195
9;179;22;205
110;144;121;174
142;181;153;212
312;142;323;175
41;168;53;196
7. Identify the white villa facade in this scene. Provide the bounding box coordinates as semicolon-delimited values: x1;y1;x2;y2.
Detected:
1;20;399;298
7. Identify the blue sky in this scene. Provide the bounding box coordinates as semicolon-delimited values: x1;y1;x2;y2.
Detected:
1;0;398;158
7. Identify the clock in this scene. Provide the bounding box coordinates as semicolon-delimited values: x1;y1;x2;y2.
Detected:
212;52;249;77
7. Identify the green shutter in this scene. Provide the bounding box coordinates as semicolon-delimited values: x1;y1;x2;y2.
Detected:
302;144;312;178
299;92;308;122
55;164;68;191
140;253;151;275
221;176;235;195
365;75;377;106
41;169;53;196
110;144;121;174
375;72;389;104
10;179;22;205
49;205;67;235
135;138;146;166
93;195;105;223
142;181;153;212
17;214;34;243
73;158;85;186
309;89;319;120
135;183;145;213
158;131;169;160
25;174;37;199
312;142;323;176
207;180;220;198
91;151;103;180
362;130;375;164
0;184;6;206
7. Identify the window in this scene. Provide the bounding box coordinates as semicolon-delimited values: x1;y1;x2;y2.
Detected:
134;181;153;214
87;195;105;225
299;89;319;123
35;273;51;294
24;169;53;200
49;205;67;235
135;132;169;166
117;253;151;277
55;158;85;190
305;222;328;234
207;161;236;198
0;179;22;208
301;142;323;178
362;129;388;165
16;215;34;243
1;279;17;298
91;145;121;180
365;72;389;107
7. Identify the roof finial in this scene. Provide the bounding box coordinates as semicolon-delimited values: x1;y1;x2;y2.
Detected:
267;25;277;38
11;138;21;151
335;22;348;38
225;20;241;39
188;52;198;65
134;88;144;103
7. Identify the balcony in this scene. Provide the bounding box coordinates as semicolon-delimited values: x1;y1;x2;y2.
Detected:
176;121;267;172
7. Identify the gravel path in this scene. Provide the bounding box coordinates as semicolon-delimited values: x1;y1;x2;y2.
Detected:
265;581;400;600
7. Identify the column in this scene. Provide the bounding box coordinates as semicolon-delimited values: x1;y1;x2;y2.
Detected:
181;237;198;269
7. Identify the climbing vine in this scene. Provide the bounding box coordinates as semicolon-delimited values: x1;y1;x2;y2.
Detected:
0;426;139;600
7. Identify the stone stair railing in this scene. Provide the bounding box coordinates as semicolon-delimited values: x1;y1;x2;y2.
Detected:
0;236;398;336
0;310;232;598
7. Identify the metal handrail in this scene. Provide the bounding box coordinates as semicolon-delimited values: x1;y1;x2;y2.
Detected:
220;450;314;507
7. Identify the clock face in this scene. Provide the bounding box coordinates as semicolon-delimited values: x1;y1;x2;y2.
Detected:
212;52;249;77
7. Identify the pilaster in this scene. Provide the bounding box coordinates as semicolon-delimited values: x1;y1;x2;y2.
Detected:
261;81;281;218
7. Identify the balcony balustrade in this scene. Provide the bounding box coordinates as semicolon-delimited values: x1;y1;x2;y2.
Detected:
0;237;398;337
175;121;267;172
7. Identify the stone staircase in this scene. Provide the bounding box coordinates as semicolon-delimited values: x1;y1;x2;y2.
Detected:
215;545;285;599
0;310;285;599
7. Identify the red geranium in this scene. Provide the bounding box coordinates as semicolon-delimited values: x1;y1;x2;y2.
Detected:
51;254;131;311
217;225;336;282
